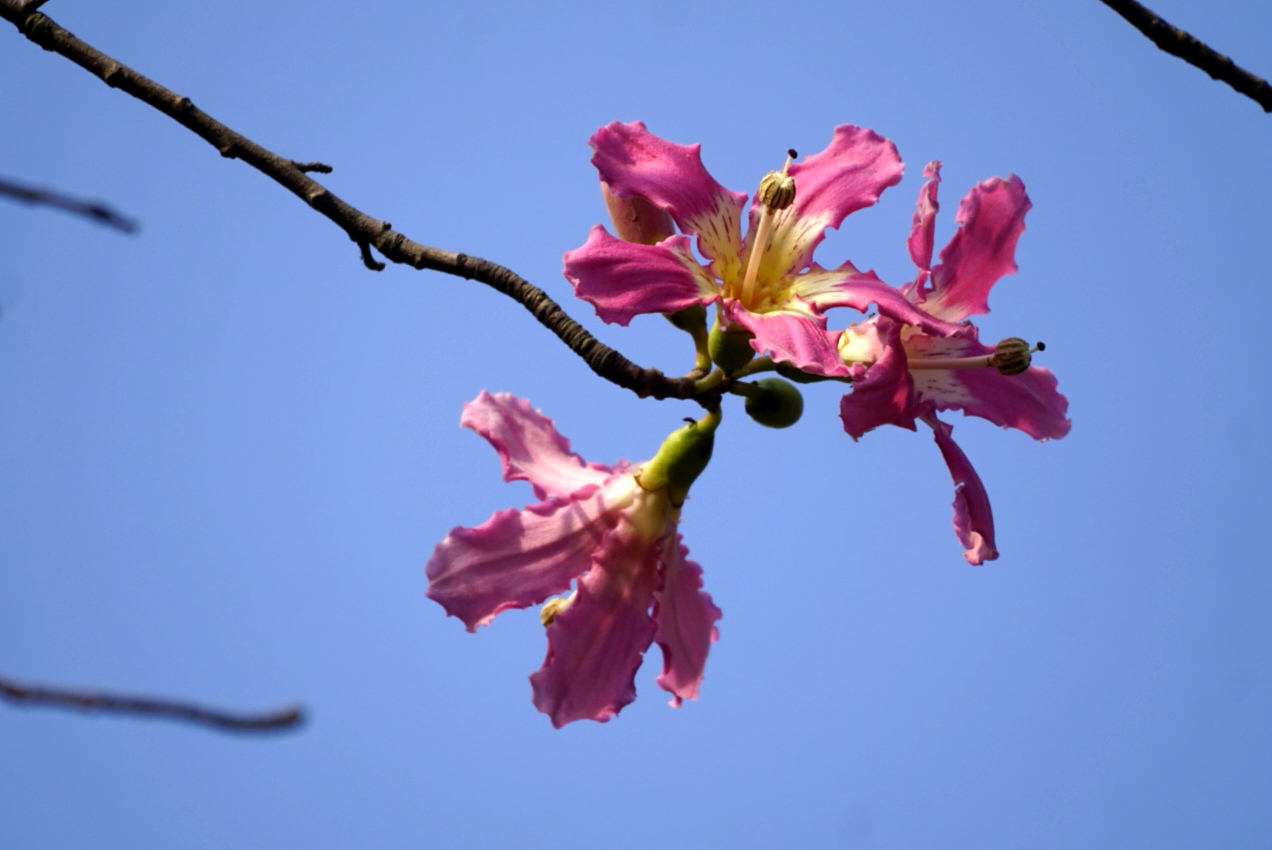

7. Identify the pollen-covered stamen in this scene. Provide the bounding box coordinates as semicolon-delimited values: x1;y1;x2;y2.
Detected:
908;337;1046;376
739;149;797;307
540;591;577;627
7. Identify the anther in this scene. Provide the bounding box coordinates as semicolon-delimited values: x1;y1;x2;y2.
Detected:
540;592;577;627
990;337;1041;376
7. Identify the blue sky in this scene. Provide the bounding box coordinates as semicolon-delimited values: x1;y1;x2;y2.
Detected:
2;1;1270;847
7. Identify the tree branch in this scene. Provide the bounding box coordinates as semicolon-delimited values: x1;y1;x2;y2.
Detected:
1098;0;1272;112
0;4;699;401
0;673;304;734
0;175;139;233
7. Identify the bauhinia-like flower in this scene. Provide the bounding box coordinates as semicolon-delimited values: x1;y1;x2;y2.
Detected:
836;163;1071;564
563;121;965;377
426;391;722;727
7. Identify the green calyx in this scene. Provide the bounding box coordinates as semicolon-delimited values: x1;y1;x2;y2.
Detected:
742;377;804;429
635;408;722;506
708;323;756;373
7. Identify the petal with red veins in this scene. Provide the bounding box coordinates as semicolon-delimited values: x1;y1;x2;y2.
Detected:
530;489;667;727
839;326;919;438
905;336;1071;440
753;125;904;281
921;175;1031;323
589;121;747;279
720;300;850;377
461;391;613;502
425;479;636;631
923;413;998;565
564;226;718;325
791;264;968;338
653;533;721;706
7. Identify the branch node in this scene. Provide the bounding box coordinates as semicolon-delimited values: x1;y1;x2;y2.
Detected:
102;62;123;87
358;241;385;272
290;160;333;174
176;96;194;112
218;140;238;159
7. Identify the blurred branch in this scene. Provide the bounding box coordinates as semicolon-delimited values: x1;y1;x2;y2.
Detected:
0;673;305;734
1098;0;1271;112
0;4;700;402
0;175;139;233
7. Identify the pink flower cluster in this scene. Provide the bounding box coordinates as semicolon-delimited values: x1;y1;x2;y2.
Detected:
426;122;1069;728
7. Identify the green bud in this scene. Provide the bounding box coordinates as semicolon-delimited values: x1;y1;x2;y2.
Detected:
635;409;721;506
743;377;804;429
775;361;825;384
708;323;756;373
665;303;708;333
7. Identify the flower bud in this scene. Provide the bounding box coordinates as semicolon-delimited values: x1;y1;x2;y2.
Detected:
743;377;805;429
636;409;721;506
990;337;1037;376
708;323;757;373
601;182;675;245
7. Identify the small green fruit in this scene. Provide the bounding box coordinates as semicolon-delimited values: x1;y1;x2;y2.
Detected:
708;324;756;373
744;377;804;429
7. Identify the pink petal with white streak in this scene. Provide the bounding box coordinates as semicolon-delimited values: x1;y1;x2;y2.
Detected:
838;325;920;438
461;391;613;501
720;300;850;377
564;226;719;325
907;161;942;275
793;264;969;339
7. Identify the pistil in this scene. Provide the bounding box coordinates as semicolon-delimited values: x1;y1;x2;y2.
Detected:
739;149;797;307
909;338;1045;376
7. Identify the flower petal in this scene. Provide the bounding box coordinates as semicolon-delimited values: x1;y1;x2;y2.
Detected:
530;488;667;727
922;413;998;565
461;391;613;501
906;336;1072;440
838;324;920;438
907;161;942;276
791;264;968;338
564;226;718;325
425;479;637;631
919;175;1031;323
653;533;721;706
720;300;850;377
753;125;904;281
589;121;747;281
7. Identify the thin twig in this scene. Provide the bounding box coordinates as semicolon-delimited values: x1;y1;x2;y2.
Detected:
0;673;305;734
0;4;699;401
290;160;333;174
0;175;139;233
1098;0;1272;112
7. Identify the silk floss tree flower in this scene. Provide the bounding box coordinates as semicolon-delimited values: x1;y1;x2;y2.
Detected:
563;121;967;378
836;162;1071;564
426;391;722;727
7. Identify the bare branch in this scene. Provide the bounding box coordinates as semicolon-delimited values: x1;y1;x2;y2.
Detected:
0;5;700;402
290;160;333;174
0;673;305;734
0;175;139;233
1098;0;1272;112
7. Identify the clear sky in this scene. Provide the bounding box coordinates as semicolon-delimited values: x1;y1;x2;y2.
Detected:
2;1;1270;847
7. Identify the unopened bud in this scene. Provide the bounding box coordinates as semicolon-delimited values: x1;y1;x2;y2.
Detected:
990;337;1039;376
758;171;796;211
601;182;675;245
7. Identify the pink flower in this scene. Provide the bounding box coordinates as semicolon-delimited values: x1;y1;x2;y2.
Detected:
837;163;1071;564
563;121;964;376
426;391;722;727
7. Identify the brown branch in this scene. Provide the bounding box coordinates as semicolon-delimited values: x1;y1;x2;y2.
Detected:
0;673;305;734
1098;0;1272;112
0;4;698;401
0;175;139;233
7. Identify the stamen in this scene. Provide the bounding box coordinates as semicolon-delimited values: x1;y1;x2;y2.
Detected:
540;591;577;627
739;150;798;307
908;338;1045;376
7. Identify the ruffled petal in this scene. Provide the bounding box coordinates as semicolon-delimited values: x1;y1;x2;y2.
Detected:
589;121;747;281
460;391;613;501
752;125;904;281
720;300;850;377
906;336;1072;440
564;226;718;325
530;488;668;727
425;479;637;631
838;324;919;438
653;533;721;706
922;413;998;565
789;264;968;338
907;161;942;275
920;175;1031;323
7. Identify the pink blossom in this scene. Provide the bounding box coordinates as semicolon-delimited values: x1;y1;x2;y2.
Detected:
837;164;1071;564
426;391;721;727
563;121;964;376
